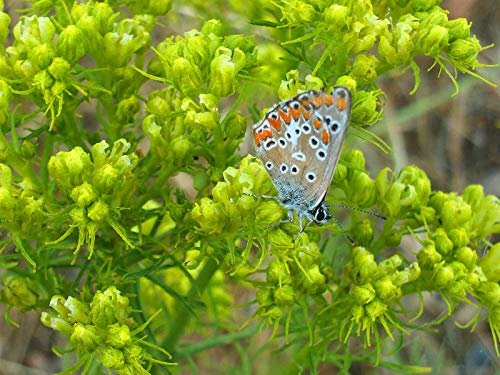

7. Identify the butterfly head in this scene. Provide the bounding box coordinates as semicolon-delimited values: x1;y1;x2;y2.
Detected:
311;202;331;225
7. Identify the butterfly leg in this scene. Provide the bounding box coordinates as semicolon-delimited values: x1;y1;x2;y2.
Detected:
294;216;314;240
265;209;294;229
243;192;278;200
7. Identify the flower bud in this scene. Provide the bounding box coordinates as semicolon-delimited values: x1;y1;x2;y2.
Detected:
88;3;116;36
56;25;86;64
90;287;129;328
48;57;71;81
13;15;55;49
93;164;119;194
116;96;140;124
304;75;323;91
29;43;55;69
274;285;295;306
417;244;442;270
335;75;357;92
351;54;379;85
441;198;471;229
284;1;317;25
417;25;449;56
87;200;110;222
70;182;98;208
64;296;91;324
446;37;481;68
255;201;284;228
351;89;382;126
201;19;223;36
70;323;101;351
433;228;453;255
324;4;350;31
208;48;238;97
41;314;75;336
353;285;375;305
105;323;132;348
48;147;93;195
0;12;10;44
434;265;454;288
375;277;400;301
365;299;387;320
479;243;500;282
0;186;17;220
455;246;477;271
191;198;225;235
446;18;471;41
172;57;203;95
411;0;440;12
448;228;469;249
98;347;125;370
2;276;38;310
0;163;12;187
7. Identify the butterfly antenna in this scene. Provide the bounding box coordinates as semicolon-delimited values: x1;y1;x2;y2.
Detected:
329;214;356;246
329;203;386;220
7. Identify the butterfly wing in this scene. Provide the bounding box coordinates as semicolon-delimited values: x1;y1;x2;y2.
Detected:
301;86;352;208
253;87;352;211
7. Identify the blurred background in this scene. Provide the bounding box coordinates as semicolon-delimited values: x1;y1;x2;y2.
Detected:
0;0;498;373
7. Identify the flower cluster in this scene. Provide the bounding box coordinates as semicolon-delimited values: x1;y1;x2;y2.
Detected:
254;234;331;333
270;1;492;95
48;139;138;260
336;247;421;346
143;19;260;183
0;2;155;130
0;163;45;240
191;156;281;238
41;286;172;374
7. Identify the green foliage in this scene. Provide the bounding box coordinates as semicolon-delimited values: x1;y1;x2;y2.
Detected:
0;0;497;373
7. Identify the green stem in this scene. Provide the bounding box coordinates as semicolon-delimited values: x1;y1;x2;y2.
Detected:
162;254;221;352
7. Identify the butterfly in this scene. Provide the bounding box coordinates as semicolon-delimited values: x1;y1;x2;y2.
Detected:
252;86;352;238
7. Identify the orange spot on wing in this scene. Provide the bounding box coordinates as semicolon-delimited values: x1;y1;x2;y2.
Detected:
336;97;347;111
300;107;311;120
289;105;300;121
268;116;281;131
278;109;291;125
313;117;322;129
300;99;310;107
254;129;272;146
324;94;334;106
313;95;323;108
322;129;329;144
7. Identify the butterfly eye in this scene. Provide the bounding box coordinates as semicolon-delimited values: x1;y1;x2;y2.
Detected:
316;149;327;161
313;205;330;223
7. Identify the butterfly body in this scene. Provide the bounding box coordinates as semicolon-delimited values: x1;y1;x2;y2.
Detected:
253;86;352;235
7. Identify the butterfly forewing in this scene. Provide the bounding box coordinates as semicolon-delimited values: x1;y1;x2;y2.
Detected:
253;86;352;212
